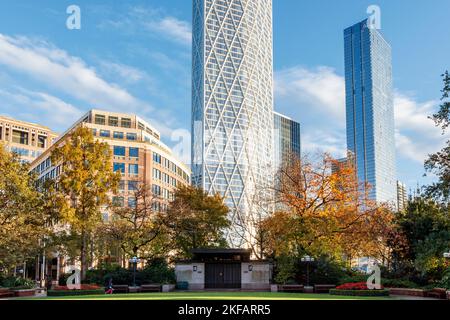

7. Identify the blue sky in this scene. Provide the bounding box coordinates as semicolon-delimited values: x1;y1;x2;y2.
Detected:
0;0;449;192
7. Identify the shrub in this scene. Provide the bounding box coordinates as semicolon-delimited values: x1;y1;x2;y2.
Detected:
140;258;176;284
47;288;104;297
330;289;390;297
0;276;36;289
336;282;385;290
273;255;297;285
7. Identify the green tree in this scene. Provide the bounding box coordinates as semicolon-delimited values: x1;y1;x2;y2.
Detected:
99;183;168;261
425;71;450;201
397;196;450;280
164;186;230;258
0;144;49;271
51;126;120;280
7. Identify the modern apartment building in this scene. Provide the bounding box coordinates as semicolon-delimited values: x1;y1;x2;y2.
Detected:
31;110;190;214
273;111;301;170
192;0;275;246
0;115;58;163
344;19;397;207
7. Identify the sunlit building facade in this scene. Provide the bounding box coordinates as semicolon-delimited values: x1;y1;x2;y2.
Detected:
0;115;57;163
344;19;397;206
192;0;274;246
273;111;301;170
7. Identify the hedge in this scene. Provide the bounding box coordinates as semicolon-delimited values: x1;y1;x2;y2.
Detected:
330;289;390;297
47;288;105;297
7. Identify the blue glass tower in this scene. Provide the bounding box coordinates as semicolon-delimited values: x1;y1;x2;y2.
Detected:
344;19;397;205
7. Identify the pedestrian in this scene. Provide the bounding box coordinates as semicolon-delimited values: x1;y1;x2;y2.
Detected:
105;277;114;294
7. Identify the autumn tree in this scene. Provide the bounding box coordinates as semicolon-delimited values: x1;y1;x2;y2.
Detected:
164;185;230;258
51;126;120;280
99;183;168;261
0;144;50;271
426;71;450;202
260;153;396;264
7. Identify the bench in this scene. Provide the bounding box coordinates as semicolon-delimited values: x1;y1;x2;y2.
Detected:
140;284;161;293
279;285;304;293
112;285;129;294
314;284;336;294
426;288;447;299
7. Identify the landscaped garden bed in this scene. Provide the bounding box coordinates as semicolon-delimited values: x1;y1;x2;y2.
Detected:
329;282;390;297
48;284;104;297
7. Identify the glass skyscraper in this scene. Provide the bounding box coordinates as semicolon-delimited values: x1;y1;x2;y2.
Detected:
192;0;274;246
344;19;397;205
273;111;301;170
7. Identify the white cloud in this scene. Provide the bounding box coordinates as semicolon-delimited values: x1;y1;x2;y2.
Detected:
99;61;145;84
275;65;448;165
98;6;191;46
144;17;192;45
0;87;83;132
275;66;346;122
0;34;151;113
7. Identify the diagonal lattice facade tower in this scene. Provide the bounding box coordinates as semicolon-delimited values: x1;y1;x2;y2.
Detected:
192;0;274;247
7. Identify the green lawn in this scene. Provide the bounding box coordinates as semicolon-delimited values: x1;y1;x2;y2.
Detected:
28;291;397;300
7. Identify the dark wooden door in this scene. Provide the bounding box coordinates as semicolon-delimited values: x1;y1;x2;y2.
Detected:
205;263;241;289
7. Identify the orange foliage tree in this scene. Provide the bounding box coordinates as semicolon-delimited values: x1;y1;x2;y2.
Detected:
261;152;399;265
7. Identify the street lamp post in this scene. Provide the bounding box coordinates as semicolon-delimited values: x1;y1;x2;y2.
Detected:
301;255;315;288
129;257;141;287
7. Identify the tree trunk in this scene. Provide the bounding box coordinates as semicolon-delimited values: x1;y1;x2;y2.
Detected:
80;229;88;281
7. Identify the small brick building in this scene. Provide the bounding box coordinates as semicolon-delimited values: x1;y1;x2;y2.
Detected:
175;249;272;291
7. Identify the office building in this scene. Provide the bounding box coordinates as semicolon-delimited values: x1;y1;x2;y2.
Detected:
273;111;301;170
0;115;57;163
344;19;397;206
397;181;407;212
192;0;274;246
29;110;191;282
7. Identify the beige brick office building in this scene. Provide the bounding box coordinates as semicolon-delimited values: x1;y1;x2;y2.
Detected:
0;115;58;163
29;109;191;282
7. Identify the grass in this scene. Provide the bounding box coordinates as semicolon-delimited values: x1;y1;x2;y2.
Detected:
25;291;397;301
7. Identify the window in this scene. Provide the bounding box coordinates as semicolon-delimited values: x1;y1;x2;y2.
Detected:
12;130;28;145
113;163;125;174
128;181;138;191
113;131;124;139
92;129;97;136
138;122;145;130
128;197;137;208
10;147;29;157
153;152;161;164
113;146;126;157
153;168;161;180
129;147;139;158
126;133;137;141
121;118;131;128
95;115;106;125
108;116;119;127
100;130;110;138
112;196;124;207
129;164;139;176
152;184;161;196
119;180;125;191
37;135;46;148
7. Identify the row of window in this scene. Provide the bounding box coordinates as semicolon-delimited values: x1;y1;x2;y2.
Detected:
113;146;139;158
152;152;189;182
113;163;139;176
93;129;137;141
152;168;178;187
112;195;172;209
